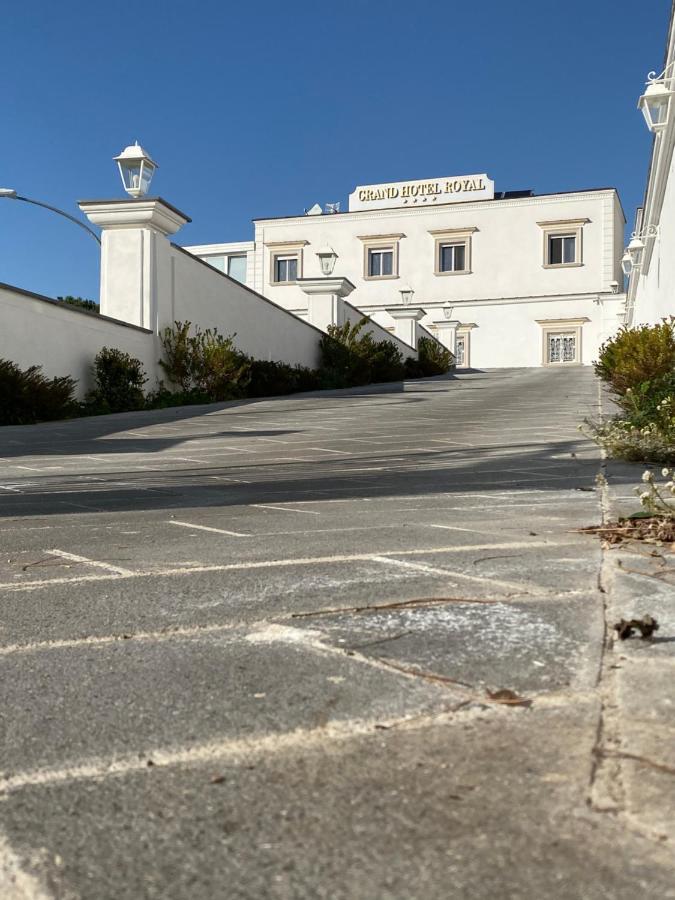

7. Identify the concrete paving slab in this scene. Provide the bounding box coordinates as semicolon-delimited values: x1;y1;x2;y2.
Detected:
292;595;602;694
0;628;455;774
1;368;672;896
2;704;674;900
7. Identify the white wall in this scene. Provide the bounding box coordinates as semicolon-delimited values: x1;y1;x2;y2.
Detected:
0;283;160;398
428;295;625;369
631;153;675;324
168;247;323;369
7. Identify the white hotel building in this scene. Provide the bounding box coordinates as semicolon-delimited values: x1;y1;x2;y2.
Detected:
186;173;627;369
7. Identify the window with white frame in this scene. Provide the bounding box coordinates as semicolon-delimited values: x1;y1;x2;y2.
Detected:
368;247;394;277
439;242;467;273
274;255;298;283
430;227;476;276
227;255;247;283
267;241;307;285
358;233;403;280
537;317;588;366
547;234;576;266
202;255;226;272
538;219;588;268
455;334;466;366
546;331;577;364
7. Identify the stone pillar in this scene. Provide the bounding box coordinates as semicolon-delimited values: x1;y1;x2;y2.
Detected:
79;198;191;330
297;277;356;332
385;307;426;349
431;319;461;355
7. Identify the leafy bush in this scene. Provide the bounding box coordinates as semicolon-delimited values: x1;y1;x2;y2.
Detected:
85;347;147;414
247;360;320;397
0;358;77;425
586;319;675;463
319;318;405;387
159;321;251;401
416;336;454;376
56;295;100;313
595;319;675;400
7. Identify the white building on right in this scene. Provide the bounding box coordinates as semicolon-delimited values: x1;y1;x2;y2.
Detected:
625;2;675;325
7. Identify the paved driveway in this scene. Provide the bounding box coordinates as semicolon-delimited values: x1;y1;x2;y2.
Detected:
0;368;672;899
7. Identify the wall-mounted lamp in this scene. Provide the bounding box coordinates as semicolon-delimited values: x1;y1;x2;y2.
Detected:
399;284;414;305
443;304;454;320
638;63;675;133
609;280;620;294
621;224;659;276
316;244;337;276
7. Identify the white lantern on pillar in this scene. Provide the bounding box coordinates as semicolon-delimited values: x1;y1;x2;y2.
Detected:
114;142;158;198
316;244;337;276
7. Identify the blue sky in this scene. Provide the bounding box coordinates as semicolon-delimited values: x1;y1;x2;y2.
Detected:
1;0;671;301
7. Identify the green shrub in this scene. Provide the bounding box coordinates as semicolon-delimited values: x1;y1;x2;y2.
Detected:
247;360;320;397
0;358;77;425
85;347;147;414
319;318;405;387
416;336;454;376
595;319;675;399
159;321;251;401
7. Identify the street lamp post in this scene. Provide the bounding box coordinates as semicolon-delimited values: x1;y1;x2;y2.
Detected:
0;188;101;245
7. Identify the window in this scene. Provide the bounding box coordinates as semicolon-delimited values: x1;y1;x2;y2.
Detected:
537;317;589;366
439;242;467;273
547;332;577;364
430;227;476;276
202;255;226;272
368;248;394;277
227;255;247;283
538;219;588;268
548;234;576;266
274;255;298;283
267;240;307;285
358;233;404;280
455;335;466;367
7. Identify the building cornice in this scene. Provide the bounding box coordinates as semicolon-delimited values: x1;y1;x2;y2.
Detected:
357;291;623;312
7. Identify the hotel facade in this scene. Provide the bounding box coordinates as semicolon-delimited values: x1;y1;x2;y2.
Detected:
186;173;627;369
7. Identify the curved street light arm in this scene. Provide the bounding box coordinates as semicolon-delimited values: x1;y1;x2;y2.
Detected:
647;60;675;86
13;195;101;245
631;223;659;240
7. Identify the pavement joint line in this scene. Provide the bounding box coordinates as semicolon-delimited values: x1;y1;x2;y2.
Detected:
0;706;498;798
428;524;506;536
0;540;566;593
250;504;321;515
369;555;551;595
169;520;250;537
0;620;246;658
47;549;136;577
